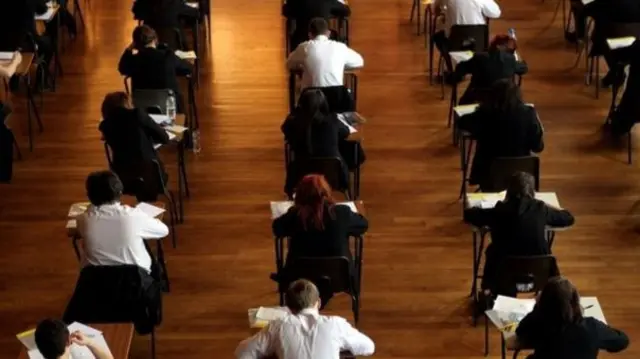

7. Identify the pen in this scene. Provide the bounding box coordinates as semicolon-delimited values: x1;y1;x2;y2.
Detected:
583;305;594;310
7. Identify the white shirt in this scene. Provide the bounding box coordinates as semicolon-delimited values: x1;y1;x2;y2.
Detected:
286;35;364;90
235;308;375;359
434;0;501;36
77;202;169;273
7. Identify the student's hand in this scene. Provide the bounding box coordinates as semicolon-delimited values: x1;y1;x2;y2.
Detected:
13;52;22;65
70;331;95;347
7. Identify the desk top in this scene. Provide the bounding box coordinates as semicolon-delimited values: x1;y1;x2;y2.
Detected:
454;103;535;118
271;200;365;219
466;192;560;209
17;323;134;359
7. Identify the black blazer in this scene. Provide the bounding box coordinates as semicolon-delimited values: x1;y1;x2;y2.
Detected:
118;46;192;97
282;113;350;160
516;309;629;359
465;197;574;257
455;50;528;105
100;107;170;165
585;0;640;52
458;104;544;187
0;0;47;51
273;202;368;262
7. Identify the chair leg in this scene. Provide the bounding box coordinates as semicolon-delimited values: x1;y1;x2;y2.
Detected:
410;0;417;23
595;56;600;99
165;190;178;248
11;131;22;160
151;328;156;359
352;294;360;327
628;131;633;165
484;314;489;356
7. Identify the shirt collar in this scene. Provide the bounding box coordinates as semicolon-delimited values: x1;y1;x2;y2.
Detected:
298;308;320;317
313;35;329;42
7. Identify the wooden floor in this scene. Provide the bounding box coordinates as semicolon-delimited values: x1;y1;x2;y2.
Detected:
1;0;640;358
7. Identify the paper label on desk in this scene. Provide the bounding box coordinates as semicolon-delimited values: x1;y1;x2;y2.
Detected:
136;202;166;218
68;202;90;217
607;36;636;50
0;52;14;60
35;7;56;21
19;323;110;359
175;50;197;60
149;114;172;125
270;201;357;219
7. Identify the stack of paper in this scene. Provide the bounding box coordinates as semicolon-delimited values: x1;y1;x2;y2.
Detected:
175;50;197;60
17;322;112;359
164;124;188;134
270;201;358;219
450;51;474;65
248;307;290;328
68;203;89;227
485;296;535;338
135;202;166;218
467;192;506;209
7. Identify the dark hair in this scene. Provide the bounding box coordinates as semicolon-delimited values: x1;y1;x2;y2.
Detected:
132;25;157;49
86;170;124;206
309;18;329;37
35;319;69;359
535;277;583;329
297;89;330;154
481;79;523;114
490;34;517;53
505;171;535;202
294;174;336;231
285;279;320;314
101;92;129;119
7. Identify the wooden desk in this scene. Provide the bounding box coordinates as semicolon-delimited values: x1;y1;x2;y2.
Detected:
18;323;134;359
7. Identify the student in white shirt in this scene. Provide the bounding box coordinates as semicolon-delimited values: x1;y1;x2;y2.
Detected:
432;0;501;74
35;319;113;359
77;170;169;274
235;279;375;359
286;17;364;90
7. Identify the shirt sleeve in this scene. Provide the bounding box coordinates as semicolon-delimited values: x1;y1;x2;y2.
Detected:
336;317;375;356
272;210;295;238
590;319;629;353
134;211;169;239
343;45;364;69
480;0;501;19
286;44;305;70
234;326;274;359
544;205;574;228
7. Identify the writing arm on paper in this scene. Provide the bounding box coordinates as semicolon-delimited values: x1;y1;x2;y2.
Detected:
463;207;494;228
337;317;375;356
139;109;170;144
137;213;169;239
272;209;294;238
347;210;368;236
344;46;364;69
70;331;114;359
118;49;135;76
544;206;574;228
235;327;274;359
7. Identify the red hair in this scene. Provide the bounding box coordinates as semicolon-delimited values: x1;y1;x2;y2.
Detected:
490;34;517;53
294;174;336;231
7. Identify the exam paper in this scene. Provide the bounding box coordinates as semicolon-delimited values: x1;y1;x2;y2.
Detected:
270;201;358;219
136;202;166;218
149;114;172;125
68;203;90;217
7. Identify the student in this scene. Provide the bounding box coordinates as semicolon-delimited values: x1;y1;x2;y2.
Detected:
133;0;199;48
455;35;528;105
118;25;193;113
610;41;640;136
287;18;363;90
509;277;629;359
281;90;365;194
34;319;113;359
76;170;169;274
464;172;574;297
235;279;375;359
282;0;350;51
432;0;501;74
458;79;543;190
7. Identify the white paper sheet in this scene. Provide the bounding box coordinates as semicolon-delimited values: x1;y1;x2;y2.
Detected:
135;202;166;218
19;323;111;359
175;50;197;60
186;2;199;8
164;124;188;134
467;192;559;209
453;104;480;118
256;307;289;321
337;115;357;134
66;219;77;229
450;51;474;66
0;52;14;60
149;114;172;125
607;37;636;50
35;7;56;21
270;201;358;219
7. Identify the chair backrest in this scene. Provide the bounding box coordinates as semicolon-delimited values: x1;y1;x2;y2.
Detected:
289;157;349;194
303;86;355;114
285;256;353;294
132;88;174;114
496;255;557;295
449;24;489;52
485;156;540;192
112;158;167;201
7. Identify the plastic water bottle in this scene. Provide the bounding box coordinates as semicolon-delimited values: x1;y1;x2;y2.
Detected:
508;28;517;40
192;129;201;154
166;94;176;124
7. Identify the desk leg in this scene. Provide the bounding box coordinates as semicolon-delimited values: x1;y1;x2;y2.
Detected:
275;237;285;305
459;136;468;199
193;20;200;88
179;140;190;198
353;142;359;199
188;77;199;131
450;83;458;144
416;0;421;35
177;143;185;223
471;231;478;298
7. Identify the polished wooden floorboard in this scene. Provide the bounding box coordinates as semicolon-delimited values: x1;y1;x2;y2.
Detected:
2;0;640;358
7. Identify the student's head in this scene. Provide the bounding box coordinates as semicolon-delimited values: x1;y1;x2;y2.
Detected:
297;89;330;122
294;174;335;230
285;279;321;314
35;319;70;359
101;91;131;119
505;171;535;201
489;34;517;53
132;25;158;49
308;18;330;39
482;79;522;114
536;277;583;327
85;170;124;206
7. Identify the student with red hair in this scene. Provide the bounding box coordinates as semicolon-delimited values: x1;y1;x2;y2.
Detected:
272;174;368;306
454;34;528;105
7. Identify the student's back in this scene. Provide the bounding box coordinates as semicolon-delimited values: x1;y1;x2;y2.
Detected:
122;47;181;91
282;113;347;159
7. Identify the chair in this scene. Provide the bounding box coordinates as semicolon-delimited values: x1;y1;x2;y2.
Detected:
302;86;356;114
104;144;179;248
483;255;558;358
281;256;361;325
286;157;352;199
132;88;174;114
483;156;541;192
63;265;162;358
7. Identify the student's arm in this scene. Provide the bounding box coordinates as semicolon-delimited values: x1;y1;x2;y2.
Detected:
529;108;544;153
544;205;574;228
453;56;474;82
286;44;305;70
514;57;528;75
272;210;295;238
336;117;350;140
480;0;501;19
457;111;482;136
346;209;369;236
70;332;114;359
118;48;135;76
234;326;274;359
135;211;170;239
591;319;629;353
343;45;364;69
137;109;171;145
463;206;494;228
336;317;375;356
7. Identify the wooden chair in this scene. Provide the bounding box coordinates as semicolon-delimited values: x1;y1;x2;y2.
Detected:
483;255;557;358
483;156;540;192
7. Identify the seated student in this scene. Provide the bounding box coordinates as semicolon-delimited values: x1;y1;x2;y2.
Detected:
133;0;199;48
287;18;363;91
118;25;193;113
610;40;640;135
34;319;113;359
464;172;574;298
76;170;169;275
282;0;350;51
509;277;629;359
281;89;365;194
458;79;543;191
455;35;528;105
235;279;375;359
432;0;501;74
